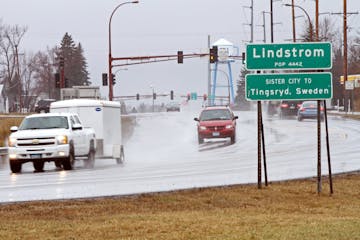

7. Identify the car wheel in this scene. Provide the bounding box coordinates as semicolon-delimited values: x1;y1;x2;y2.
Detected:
297;116;303;121
231;135;236;144
33;161;44;172
198;136;204;144
63;146;75;170
10;161;22;173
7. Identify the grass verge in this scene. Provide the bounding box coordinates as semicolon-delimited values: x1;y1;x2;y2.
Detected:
0;173;359;240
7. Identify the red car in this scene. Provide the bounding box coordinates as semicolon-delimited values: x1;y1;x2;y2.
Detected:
194;106;238;144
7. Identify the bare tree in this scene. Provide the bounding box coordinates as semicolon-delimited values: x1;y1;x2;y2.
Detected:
31;48;58;100
0;21;27;112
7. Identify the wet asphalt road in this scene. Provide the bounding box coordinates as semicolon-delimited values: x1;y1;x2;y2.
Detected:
0;105;359;203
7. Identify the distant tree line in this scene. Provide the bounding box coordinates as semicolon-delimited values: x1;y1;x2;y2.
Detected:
0;20;89;112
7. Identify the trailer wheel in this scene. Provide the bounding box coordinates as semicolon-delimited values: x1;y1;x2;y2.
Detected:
116;145;125;164
85;142;95;168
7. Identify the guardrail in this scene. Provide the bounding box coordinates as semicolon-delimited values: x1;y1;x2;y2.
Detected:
0;147;8;156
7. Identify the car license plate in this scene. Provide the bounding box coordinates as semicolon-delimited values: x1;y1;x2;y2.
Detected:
290;106;295;109
30;154;41;159
212;132;220;137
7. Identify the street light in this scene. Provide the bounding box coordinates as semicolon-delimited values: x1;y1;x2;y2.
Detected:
108;1;139;101
284;3;313;41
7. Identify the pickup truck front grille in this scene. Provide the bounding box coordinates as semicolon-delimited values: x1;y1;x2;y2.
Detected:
16;137;56;147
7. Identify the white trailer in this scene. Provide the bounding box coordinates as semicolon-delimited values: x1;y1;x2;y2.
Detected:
50;99;124;164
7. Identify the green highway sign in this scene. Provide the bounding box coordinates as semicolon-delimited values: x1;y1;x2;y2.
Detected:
246;42;332;70
245;72;333;101
190;92;198;100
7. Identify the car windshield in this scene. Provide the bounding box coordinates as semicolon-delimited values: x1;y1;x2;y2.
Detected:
302;101;318;108
19;116;69;130
200;109;232;121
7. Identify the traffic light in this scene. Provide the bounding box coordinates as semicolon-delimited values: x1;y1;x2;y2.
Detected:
102;73;108;86
187;93;190;101
153;93;156;100
203;94;207;101
177;51;183;64
54;73;60;88
209;46;218;63
112;74;116;85
242;52;246;64
170;90;174;100
136;93;140;100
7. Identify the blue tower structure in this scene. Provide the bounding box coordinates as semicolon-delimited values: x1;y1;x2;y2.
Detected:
210;38;236;106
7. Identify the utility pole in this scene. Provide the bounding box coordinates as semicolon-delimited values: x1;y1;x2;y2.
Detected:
332;2;358;112
270;0;274;43
291;0;296;42
243;0;254;43
315;0;319;41
343;0;349;112
260;11;267;43
250;0;254;43
207;35;211;106
15;44;22;112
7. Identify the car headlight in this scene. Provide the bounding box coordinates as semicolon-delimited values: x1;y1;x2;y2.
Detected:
8;137;17;147
225;125;233;129
199;126;207;130
56;135;68;145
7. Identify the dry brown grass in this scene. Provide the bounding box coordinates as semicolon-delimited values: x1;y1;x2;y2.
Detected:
0;116;24;147
0;173;359;240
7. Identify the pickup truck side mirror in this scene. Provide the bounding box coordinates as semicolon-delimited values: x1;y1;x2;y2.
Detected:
72;123;83;131
233;116;239;120
194;117;199;122
10;126;18;133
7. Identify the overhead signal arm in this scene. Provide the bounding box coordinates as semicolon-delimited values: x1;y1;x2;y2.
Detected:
112;53;208;67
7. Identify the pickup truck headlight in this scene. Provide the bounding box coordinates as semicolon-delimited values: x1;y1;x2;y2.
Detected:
56;135;68;145
199;126;207;130
225;125;234;129
8;137;17;147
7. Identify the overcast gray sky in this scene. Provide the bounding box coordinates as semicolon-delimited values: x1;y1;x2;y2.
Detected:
2;0;360;102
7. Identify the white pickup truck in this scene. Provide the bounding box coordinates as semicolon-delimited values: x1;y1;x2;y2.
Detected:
8;112;96;173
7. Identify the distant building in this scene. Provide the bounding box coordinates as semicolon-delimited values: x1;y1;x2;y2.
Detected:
60;86;101;100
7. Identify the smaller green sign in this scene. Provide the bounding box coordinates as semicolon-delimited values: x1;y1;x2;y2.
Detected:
190;92;198;100
246;72;332;101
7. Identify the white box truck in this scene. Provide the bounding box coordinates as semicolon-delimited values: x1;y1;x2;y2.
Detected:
50;99;124;164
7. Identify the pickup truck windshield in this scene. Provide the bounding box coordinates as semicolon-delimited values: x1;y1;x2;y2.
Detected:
19;116;69;130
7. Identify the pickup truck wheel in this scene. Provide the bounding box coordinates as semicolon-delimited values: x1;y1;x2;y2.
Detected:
10;161;22;173
55;160;62;169
116;146;125;164
198;136;204;144
33;161;44;172
63;146;75;170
